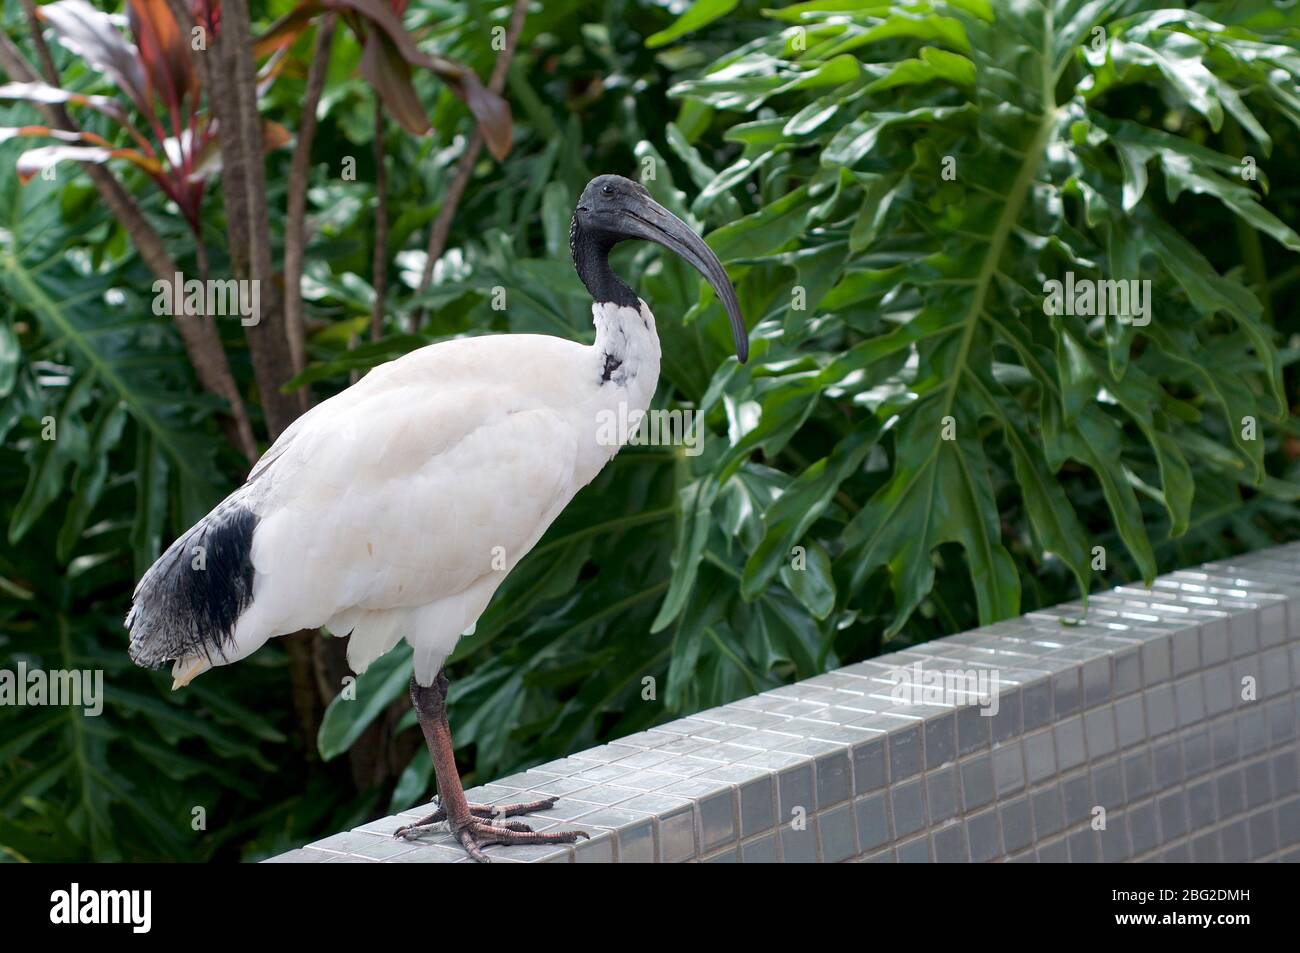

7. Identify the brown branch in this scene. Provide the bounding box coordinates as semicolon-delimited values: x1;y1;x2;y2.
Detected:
0;19;259;464
284;13;337;395
215;0;300;440
228;3;275;302
204;15;251;281
19;0;59;84
370;108;389;342
0;31;35;82
411;0;529;332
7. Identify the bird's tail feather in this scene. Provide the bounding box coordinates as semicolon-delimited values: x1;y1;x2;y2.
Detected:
125;499;258;674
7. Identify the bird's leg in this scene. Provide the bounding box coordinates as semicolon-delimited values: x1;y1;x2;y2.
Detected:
394;671;589;862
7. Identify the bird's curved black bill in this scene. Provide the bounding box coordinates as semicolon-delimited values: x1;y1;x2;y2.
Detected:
620;198;749;364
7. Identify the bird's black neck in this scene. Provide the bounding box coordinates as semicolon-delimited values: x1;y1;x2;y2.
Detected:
570;215;639;309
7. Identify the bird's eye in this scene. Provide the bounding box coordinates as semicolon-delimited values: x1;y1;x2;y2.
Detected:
602;185;613;194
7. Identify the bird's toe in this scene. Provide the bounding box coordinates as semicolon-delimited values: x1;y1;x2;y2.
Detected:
446;815;592;861
465;795;560;820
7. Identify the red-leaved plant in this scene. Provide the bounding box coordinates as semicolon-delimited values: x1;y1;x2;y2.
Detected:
0;0;286;233
0;0;511;234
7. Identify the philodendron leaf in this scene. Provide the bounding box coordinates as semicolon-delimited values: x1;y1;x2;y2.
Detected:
743;426;878;600
843;392;1021;633
664;0;1294;640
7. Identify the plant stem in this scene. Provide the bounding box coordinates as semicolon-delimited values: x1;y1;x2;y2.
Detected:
284;14;337;397
18;0;58;83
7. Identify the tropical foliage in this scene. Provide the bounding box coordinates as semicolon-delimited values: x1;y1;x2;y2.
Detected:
2;0;1298;861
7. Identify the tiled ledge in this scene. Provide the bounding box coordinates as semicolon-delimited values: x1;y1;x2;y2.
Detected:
266;543;1300;862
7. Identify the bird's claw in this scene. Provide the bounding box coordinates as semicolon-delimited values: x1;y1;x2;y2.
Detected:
393;795;563;841
454;816;590;863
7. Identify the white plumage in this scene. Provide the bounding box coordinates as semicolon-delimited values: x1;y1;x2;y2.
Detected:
157;302;661;688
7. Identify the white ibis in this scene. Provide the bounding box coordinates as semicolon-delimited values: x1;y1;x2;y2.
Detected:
126;174;748;861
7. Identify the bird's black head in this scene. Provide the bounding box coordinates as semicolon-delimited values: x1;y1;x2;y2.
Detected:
571;174;748;363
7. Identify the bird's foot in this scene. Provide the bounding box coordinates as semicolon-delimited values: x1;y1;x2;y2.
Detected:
393;795;562;839
451;815;590;863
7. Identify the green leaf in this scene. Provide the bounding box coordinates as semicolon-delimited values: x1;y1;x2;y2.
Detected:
1043;402;1157;582
647;0;741;49
8;369;96;544
862;46;976;92
743;427;876;599
57;399;127;561
0;322;18;398
966;370;1091;597
780;541;836;620
651;475;719;633
317;643;413;761
844;392;1021;633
